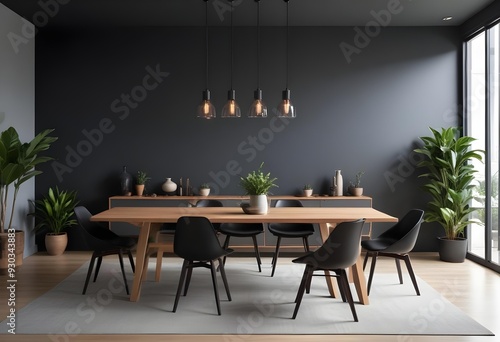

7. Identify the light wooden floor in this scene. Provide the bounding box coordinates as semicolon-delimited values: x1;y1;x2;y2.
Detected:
0;252;498;342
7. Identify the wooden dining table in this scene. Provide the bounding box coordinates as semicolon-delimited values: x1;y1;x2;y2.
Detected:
91;206;398;304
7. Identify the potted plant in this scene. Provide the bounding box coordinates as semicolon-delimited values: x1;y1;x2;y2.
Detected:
414;127;484;262
240;162;278;214
29;187;79;255
0;127;57;273
199;183;210;196
135;171;150;196
302;184;313;197
348;171;365;196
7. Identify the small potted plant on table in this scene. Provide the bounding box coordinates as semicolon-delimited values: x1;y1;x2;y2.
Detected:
302;184;313;197
135;171;151;196
199;183;211;196
240;163;278;215
348;171;365;196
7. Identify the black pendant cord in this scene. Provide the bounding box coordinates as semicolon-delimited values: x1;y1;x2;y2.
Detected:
230;0;234;92
257;0;261;90
205;0;209;91
285;0;289;90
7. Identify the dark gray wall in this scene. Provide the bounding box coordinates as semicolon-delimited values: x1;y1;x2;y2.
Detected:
35;26;461;251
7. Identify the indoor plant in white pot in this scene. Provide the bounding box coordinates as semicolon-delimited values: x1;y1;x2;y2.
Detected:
240;162;278;215
302;184;313;197
348;171;364;196
414;127;484;262
199;183;211;196
0;127;57;272
30;186;79;255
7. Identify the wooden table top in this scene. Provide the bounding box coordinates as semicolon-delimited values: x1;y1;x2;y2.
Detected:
91;206;398;224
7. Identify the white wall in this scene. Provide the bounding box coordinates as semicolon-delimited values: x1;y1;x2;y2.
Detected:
0;4;36;256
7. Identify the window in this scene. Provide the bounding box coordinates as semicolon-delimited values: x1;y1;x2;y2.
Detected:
465;24;500;270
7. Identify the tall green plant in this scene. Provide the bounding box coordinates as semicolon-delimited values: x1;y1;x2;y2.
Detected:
240;162;278;195
0;127;57;233
414;127;484;240
30;187;79;234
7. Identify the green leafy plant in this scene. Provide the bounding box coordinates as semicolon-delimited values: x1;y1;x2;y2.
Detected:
0;127;57;233
200;183;210;189
240;162;278;195
303;184;313;190
414;127;484;240
136;171;151;185
29;187;79;234
349;171;365;188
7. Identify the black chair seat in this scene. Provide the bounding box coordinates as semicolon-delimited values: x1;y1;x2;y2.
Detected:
361;209;424;296
219;223;264;272
74;206;136;296
267;199;315;277
291;219;365;321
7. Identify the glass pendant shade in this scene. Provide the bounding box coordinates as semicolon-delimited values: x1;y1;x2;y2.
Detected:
277;89;296;118
221;89;241;118
197;89;216;119
248;89;268;118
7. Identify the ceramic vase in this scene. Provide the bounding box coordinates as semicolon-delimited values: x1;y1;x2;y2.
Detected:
162;178;177;194
334;170;343;196
119;166;133;196
249;195;268;214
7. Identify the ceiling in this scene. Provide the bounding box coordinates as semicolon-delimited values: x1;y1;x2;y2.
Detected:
0;0;495;28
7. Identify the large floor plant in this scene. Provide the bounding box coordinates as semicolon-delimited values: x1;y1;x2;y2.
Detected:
414;127;484;241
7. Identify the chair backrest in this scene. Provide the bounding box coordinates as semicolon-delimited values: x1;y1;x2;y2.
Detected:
195;199;223;207
379;209;424;254
275;199;303;208
174;216;226;261
308;219;365;270
74;206;119;250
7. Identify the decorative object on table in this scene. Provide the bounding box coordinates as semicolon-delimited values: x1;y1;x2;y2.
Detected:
0;127;57;273
161;177;177;195
135;171;151;196
302;184;313;197
348;171;364;196
240;162;278;215
199;183;210;196
119;166;133;196
186;178;192;196
29;187;79;256
333;169;343;196
178;177;183;196
414;127;484;263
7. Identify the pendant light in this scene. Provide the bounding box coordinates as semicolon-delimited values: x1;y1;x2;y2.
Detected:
248;0;267;118
277;0;296;118
197;0;216;119
221;0;241;118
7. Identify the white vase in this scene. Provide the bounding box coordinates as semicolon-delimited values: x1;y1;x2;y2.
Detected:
249;195;268;214
199;188;210;196
334;170;343;196
162;178;177;194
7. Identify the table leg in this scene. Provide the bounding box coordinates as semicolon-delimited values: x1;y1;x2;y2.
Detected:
350;253;369;305
130;221;151;302
319;223;339;298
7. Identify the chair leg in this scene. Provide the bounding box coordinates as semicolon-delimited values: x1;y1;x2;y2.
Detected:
222;235;231;266
183;262;194;296
336;276;347;302
367;252;378;295
339;269;358;322
302;237;310;252
292;265;313;319
155;249;163;282
271;237;282;277
82;254;97;295
251;235;262;272
173;260;189;313
127;250;135;273
210;260;222;316
118;251;130;295
403;254;420;296
218;257;232;301
363;251;370;271
395;258;403;284
93;256;103;282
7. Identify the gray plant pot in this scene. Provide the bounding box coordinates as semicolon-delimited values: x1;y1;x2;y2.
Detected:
437;237;467;263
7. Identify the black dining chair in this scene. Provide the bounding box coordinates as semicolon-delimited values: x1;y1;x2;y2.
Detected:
219;222;264;272
74;206;136;295
172;216;233;315
361;209;424;296
268;199;315;277
292;219;365;321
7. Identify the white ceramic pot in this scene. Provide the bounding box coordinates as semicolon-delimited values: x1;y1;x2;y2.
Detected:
162;178;177;194
303;189;313;197
199;188;210;196
249;195;268;214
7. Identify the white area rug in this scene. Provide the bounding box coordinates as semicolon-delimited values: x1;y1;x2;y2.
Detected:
0;258;493;336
